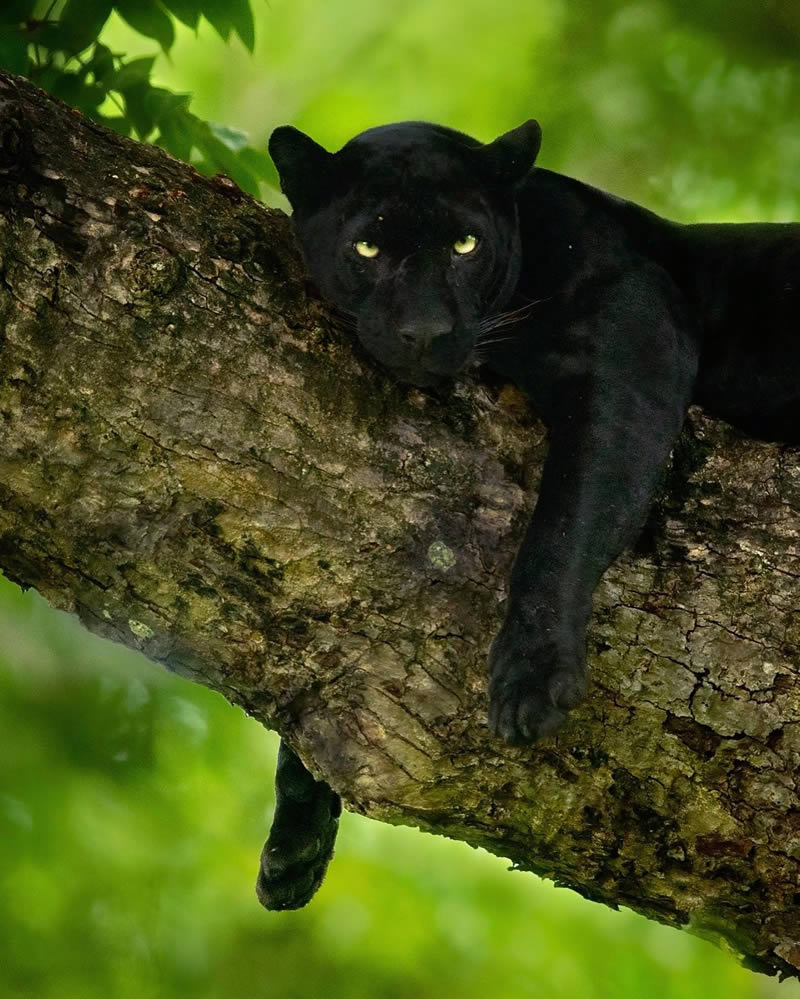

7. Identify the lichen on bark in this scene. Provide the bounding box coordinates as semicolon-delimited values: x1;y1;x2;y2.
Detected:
0;70;798;978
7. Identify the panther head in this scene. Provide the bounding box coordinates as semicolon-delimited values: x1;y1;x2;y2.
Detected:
269;120;541;387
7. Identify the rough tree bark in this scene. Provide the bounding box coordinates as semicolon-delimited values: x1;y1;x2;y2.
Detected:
0;70;798;977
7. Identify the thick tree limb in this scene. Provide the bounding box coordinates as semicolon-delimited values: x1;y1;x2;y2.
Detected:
1;71;799;977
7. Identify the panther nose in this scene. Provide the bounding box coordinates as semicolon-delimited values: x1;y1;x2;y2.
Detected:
397;324;451;349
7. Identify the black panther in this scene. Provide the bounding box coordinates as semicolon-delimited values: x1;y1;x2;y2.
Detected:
256;119;800;909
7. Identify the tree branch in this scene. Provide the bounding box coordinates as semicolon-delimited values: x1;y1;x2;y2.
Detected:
1;70;798;978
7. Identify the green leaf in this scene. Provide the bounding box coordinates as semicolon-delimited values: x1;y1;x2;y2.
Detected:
0;0;36;25
201;3;229;41
238;146;280;188
122;81;156;138
110;56;156;91
145;86;192;121
202;0;255;52
208;121;249;152
87;42;116;83
221;157;259;196
192;121;256;192
59;0;113;54
157;111;194;161
0;32;29;76
229;0;255;52
190;120;233;163
24;21;72;53
49;72;107;113
161;0;201;29
115;0;175;52
95;114;132;137
28;65;62;92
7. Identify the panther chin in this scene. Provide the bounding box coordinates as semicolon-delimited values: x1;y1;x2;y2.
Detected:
384;365;449;388
384;360;470;390
372;341;475;390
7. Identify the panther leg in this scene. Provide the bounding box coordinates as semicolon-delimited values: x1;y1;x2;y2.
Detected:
488;274;698;744
256;739;341;910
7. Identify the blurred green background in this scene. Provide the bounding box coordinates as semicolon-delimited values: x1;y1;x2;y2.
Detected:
2;1;800;996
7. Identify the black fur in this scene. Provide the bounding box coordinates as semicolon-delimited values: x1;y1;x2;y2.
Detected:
256;741;341;910
259;119;800;906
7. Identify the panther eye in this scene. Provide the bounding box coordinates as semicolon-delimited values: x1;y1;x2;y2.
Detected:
453;234;478;255
354;240;380;258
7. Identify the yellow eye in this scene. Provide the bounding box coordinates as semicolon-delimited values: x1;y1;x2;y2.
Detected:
354;240;380;258
453;234;478;255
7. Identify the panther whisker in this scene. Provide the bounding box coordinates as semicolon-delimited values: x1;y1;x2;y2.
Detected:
329;310;358;331
475;334;517;348
476;323;520;340
480;317;524;333
479;295;552;333
327;303;358;329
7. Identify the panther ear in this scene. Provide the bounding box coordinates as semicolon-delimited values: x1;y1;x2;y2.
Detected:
269;126;333;210
480;119;542;184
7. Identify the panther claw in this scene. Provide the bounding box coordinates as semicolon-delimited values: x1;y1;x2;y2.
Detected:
488;649;587;745
489;687;570;745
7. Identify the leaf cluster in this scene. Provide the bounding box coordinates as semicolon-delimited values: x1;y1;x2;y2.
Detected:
0;0;276;195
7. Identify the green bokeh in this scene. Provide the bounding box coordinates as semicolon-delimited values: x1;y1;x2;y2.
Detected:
3;573;797;998
3;2;800;996
100;0;800;221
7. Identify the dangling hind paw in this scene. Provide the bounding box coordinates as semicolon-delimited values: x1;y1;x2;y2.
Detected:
256;741;342;911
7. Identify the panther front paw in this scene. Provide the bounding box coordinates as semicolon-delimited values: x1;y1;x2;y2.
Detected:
487;619;587;745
